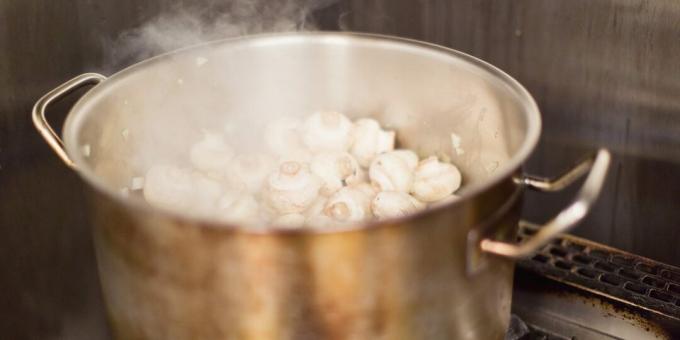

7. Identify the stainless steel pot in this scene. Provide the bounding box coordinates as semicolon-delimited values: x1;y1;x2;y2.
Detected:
33;32;610;340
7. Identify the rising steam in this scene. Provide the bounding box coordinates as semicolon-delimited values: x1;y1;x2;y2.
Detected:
106;0;339;69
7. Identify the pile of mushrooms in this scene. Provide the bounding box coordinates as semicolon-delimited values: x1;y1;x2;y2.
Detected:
140;111;462;229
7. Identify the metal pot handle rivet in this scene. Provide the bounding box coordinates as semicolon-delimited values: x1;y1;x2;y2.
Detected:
480;149;611;258
32;73;107;169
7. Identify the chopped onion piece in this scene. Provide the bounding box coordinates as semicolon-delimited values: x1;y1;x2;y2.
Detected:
130;177;145;190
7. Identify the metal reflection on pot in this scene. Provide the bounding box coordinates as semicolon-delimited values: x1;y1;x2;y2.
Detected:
33;32;610;340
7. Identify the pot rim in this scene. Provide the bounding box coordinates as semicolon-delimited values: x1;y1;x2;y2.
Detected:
63;31;541;234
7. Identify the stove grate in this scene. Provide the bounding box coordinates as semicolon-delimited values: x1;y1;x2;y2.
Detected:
517;223;680;320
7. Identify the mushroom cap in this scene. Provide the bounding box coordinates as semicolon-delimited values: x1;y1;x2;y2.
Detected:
369;151;415;192
143;165;195;211
323;186;373;223
190;172;224;211
350;118;395;167
390;149;419;170
215;193;260;225
302;111;354;152
189;132;234;174
310;152;363;196
371;191;425;219
264;117;305;156
411;157;462;202
226;154;276;193
264;161;321;214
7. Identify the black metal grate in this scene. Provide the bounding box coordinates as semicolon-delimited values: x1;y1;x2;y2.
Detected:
517;224;680;320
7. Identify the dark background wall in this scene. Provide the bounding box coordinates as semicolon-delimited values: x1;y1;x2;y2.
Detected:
1;0;679;338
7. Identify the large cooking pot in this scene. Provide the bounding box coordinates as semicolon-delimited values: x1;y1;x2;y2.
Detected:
33;32;610;340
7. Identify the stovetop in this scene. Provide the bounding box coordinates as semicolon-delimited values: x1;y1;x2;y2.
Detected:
509;224;680;339
511;270;671;339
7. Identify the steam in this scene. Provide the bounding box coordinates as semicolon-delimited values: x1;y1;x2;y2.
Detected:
106;0;339;69
92;0;351;189
81;0;509;224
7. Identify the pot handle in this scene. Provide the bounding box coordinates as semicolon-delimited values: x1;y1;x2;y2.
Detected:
480;149;611;258
32;73;107;169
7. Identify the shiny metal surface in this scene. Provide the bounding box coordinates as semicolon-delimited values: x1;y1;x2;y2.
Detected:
93;186;518;340
41;32;547;340
35;33;608;339
33;73;107;169
2;0;679;339
482;149;611;258
518;152;603;193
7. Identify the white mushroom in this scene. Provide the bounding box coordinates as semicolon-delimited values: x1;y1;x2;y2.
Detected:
302;111;354;152
310;152;363;196
226;154;275;193
351;182;378;199
371;191;425;219
143;165;195;211
143;114;467;229
263;161;321;214
304;197;334;228
189;172;225;215
304;196;328;217
349;118;395;167
411;157;462;202
348;168;369;186
256;201;279;224
323;186;373;223
390;149;419;170
143;165;222;213
273;213;306;229
368;151;415;193
264;117;306;156
215;192;260;225
189;131;234;175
